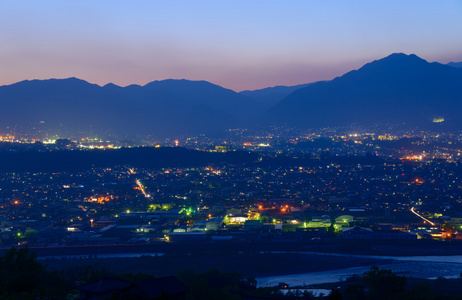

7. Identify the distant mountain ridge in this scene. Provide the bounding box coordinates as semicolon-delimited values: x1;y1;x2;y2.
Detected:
1;53;462;139
0;78;259;138
264;53;462;128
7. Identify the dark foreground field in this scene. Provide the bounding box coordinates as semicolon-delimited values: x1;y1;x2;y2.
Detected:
12;239;460;279
42;250;392;278
3;238;459;257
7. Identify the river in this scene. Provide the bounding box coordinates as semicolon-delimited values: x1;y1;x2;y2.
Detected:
257;252;462;287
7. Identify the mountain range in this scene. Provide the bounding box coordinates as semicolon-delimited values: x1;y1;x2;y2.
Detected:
0;78;258;138
1;53;461;139
265;53;462;128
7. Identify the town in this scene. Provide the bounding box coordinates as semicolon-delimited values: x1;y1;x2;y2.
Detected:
1;125;461;247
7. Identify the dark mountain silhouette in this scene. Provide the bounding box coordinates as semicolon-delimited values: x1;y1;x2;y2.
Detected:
2;53;462;139
0;147;258;172
264;53;462;128
0;78;257;138
239;82;318;107
447;62;462;68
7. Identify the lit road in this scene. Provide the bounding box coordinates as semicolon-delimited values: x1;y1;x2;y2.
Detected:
411;207;435;225
136;179;150;198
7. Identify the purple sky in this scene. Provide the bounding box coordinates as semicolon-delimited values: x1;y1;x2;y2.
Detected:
1;1;461;91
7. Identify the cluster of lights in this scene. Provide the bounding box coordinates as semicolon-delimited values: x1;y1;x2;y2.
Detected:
0;135;17;142
182;208;195;216
205;166;221;175
401;154;425;161
86;195;113;204
79;144;118;149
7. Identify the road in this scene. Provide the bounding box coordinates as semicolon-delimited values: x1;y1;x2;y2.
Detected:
410;207;435;225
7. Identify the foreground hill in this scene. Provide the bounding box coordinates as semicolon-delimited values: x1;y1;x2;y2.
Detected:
264;53;462;128
0;147;258;172
0;78;257;138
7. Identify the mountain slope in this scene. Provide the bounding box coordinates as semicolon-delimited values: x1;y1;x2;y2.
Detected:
239;82;317;107
447;62;462;68
264;53;462;128
0;78;257;138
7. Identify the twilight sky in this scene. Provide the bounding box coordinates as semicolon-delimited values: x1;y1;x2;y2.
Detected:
1;1;461;91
